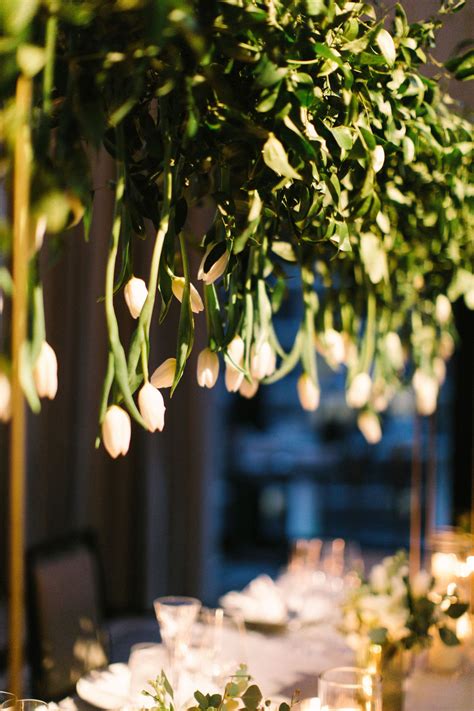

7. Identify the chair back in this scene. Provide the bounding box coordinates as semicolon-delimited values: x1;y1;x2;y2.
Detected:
27;531;109;700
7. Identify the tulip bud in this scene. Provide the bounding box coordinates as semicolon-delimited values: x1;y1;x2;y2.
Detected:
250;341;276;380
438;332;455;360
297;373;320;411
225;336;245;392
102;405;131;458
323;329;345;367
357;411;382;444
433;357;446;385
138;382;165;432
371;379;392;413
197;348;219;388
33;341;58;399
413;369;438;416
435;295;451;326
0;373;12;422
346;372;372;409
198;243;229;285
342;334;357;366
172;277;204;314
151;358;176;389
34;215;47;253
385;331;404;371
239;378;259;399
124;277;148;319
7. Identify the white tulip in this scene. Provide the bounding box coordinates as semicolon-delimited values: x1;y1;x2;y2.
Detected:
239;378;259;399
323;329;345;366
346;372;372;409
151;358;176;389
435;294;451;325
225;336;245;392
33;341;58;399
297;373;320;411
124;277;148;319
198;243;229;284
372;145;385;173
250;341;276;379
385;331;404;371
138;382;165;432
172;276;204;314
225;364;244;392
197;348;219;388
413;369;438;416
439;332;455;360
433;357;446;385
371;379;393;413
227;335;245;366
0;373;12;422
411;570;432;598
34;215;47;252
357;411;382;444
102;405;131;458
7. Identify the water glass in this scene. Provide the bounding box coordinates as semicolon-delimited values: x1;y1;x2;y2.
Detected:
0;693;16;710
153;596;201;688
318;667;381;711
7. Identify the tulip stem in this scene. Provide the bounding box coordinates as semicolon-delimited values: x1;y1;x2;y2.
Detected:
43;13;58;115
127;118;173;379
98;351;114;425
361;289;376;373
105;137;147;428
141;341;149;382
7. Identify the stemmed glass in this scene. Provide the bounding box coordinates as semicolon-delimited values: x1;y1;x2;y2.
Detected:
318;667;381;711
153;596;201;692
0;693;16;710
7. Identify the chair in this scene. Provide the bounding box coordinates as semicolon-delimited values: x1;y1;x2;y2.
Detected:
26;531;110;700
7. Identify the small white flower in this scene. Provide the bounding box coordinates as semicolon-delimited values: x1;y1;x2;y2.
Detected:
225;336;245;392
198;243;230;284
102;405;131;458
197;348;219;388
357;411;382;444
0;373;12;422
372;145;385;173
138;382;165;432
435;295;452;326
124;277;148;319
411;570;432;598
172;276;204;314
250;341;276;379
239;378;259;399
413;369;438;416
33;341;58;399
385;331;404;371
346;372;372;409
297;373;320;411
151;358;176;389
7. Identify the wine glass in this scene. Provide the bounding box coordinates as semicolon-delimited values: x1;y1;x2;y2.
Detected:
153;596;201;691
318;667;381;711
0;693;16;710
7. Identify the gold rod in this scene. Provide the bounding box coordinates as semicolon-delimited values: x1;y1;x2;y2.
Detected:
8;74;32;697
425;412;437;559
409;413;422;580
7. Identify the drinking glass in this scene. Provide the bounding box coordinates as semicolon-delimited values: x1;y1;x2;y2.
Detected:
192;608;247;686
12;702;47;711
0;693;16;710
153;596;201;689
318;667;381;711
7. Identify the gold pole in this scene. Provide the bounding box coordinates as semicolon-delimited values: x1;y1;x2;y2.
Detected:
8;74;32;696
425;412;437;557
409;413;422;580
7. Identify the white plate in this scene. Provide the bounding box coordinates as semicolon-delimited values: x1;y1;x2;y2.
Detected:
76;663;131;709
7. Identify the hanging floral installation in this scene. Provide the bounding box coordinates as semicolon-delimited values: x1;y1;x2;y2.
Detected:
0;0;473;456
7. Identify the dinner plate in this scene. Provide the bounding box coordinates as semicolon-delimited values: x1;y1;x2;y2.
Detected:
76;663;131;709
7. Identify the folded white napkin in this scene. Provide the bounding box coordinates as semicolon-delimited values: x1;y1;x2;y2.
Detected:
220;574;288;624
76;662;131;709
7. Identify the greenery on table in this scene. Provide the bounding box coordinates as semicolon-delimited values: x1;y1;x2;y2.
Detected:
0;0;473;454
340;550;469;655
143;666;295;711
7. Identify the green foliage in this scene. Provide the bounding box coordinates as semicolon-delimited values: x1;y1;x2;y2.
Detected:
0;0;473;449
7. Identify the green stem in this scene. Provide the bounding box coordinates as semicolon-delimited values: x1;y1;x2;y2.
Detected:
361;289;377;373
127;135;173;378
98;352;114;425
43;13;58;114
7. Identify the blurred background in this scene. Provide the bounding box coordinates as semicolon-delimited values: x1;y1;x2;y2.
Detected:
0;0;473;666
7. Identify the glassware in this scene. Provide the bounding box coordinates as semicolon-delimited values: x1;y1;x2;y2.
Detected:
128;642;167;702
191;608;247;686
318;667;381;711
153;596;201;690
12;702;47;711
0;693;16;710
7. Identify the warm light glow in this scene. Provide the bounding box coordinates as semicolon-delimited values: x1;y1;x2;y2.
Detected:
299;698;320;711
456;613;472;641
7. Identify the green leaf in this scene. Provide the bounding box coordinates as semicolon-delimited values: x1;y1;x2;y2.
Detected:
19;343;41;414
330;126;354;151
369;627;388;645
438;626;460;646
262;133;302;180
360;232;387;284
445;48;474;80
241;685;263;710
444;602;469;619
376;29;396;65
0;266;13;295
171;280;194;395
